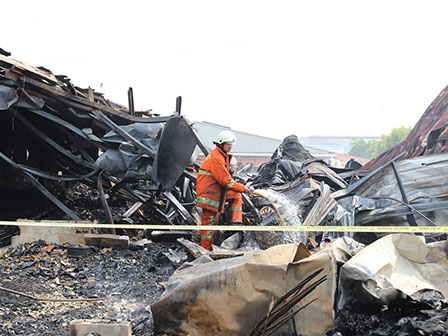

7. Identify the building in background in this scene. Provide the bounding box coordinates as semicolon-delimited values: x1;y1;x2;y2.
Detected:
192;121;367;168
297;135;380;154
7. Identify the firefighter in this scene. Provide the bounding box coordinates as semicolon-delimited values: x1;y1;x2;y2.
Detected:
197;130;251;250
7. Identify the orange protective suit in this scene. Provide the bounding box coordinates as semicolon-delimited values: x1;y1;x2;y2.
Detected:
197;146;245;250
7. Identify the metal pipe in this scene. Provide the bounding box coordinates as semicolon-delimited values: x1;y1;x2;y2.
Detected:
128;87;135;116
391;161;418;226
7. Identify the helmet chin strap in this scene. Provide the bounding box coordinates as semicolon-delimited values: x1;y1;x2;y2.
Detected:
218;143;227;153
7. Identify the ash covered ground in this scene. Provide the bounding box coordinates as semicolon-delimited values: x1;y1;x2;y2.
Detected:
2;183;448;335
0;182;187;335
327;295;448;336
0;239;182;336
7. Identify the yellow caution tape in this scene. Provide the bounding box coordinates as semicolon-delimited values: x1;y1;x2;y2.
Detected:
0;221;447;233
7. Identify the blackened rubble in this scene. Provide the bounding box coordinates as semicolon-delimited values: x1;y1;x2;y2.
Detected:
328;294;448;336
0;50;207;240
0;239;184;336
240;135;347;248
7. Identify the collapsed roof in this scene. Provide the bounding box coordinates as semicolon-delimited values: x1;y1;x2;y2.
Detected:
0;50;206;226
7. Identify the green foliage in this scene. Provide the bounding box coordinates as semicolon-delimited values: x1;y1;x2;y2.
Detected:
349;139;370;159
349;126;412;159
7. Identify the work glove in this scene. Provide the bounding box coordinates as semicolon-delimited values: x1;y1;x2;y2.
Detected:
244;185;254;194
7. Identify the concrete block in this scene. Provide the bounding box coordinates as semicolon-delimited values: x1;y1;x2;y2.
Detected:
11;221;89;246
84;233;129;247
132;238;151;247
69;319;131;336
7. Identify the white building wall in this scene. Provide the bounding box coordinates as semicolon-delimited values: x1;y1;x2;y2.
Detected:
192;121;281;154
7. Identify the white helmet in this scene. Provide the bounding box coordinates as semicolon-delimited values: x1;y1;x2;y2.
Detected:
214;130;237;145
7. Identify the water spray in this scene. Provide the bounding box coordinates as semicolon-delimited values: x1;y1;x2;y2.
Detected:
253;191;287;226
252;190;299;242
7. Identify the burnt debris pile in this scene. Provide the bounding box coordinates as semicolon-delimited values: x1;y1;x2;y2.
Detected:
0;50;208;242
4;50;448;335
0;238;181;335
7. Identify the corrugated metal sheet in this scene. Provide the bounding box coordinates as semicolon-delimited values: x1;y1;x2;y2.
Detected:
192;121;282;154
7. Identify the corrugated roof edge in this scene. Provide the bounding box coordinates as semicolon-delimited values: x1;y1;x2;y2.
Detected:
193;121;283;142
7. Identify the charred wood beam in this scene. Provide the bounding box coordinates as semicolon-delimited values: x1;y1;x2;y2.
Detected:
18;77;172;124
78;149;96;164
181;177;191;199
9;109;95;169
66;106;91;120
103;177;183;225
11;118;90;176
99;174;149;204
97;171;115;226
0;54;59;85
25;108;107;150
163;191;197;224
122;202;143;218
79;177;139;205
92;118;110;132
0;285;99;302
154;207;175;226
123;185;148;203
106;177;131;196
182;169;197;184
48;95;93;113
0;152;81;221
21;76;121;114
23;90;92;120
19;164;99;182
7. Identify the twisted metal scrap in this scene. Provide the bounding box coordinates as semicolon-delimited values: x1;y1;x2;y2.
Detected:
250;268;327;336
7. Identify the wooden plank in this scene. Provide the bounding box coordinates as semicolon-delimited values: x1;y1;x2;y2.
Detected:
0;54;59;84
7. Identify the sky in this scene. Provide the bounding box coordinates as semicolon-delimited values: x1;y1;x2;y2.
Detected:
3;0;448;140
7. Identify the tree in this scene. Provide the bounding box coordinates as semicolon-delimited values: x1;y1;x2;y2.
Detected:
349;126;412;159
349;138;370;159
